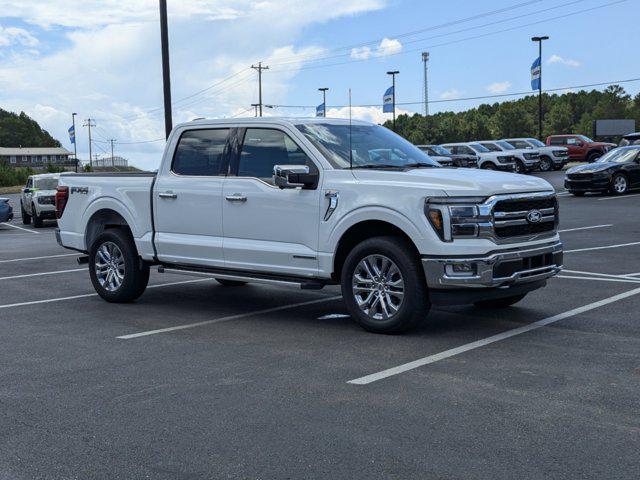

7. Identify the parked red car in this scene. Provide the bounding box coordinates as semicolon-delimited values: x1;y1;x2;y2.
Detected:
546;134;616;163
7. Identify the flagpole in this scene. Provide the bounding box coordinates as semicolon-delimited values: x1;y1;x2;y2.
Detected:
387;70;399;132
71;113;78;173
532;36;549;140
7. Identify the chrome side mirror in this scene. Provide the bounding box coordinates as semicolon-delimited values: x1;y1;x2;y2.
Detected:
273;164;318;189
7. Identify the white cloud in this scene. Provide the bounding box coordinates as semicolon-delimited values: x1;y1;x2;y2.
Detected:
548;54;580;67
326;105;413;124
487;81;511;94
439;89;462;100
0;0;388;170
350;37;402;60
0;25;39;47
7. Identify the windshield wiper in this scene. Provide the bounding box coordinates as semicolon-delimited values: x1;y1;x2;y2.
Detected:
351;164;404;169
404;162;438;168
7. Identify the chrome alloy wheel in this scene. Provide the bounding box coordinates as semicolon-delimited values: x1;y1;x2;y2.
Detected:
352;254;405;321
613;175;627;193
95;241;125;292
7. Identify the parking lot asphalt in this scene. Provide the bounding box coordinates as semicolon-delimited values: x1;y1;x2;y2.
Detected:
1;171;639;480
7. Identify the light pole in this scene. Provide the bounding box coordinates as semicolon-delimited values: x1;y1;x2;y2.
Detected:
71;112;78;172
531;36;549;139
318;87;328;117
159;0;173;139
387;70;399;131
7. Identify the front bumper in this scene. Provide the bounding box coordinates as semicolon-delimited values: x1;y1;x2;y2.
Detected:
495;163;515;172
565;176;610;192
422;241;563;304
523;159;541;171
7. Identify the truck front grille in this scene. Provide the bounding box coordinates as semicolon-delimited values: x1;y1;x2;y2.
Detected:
492;195;558;239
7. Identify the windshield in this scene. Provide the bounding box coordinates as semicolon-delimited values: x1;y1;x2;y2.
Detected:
480;143;501;152
596;147;639;164
468;143;490;153
526;138;545;148
496;140;515;150
578;135;594;143
296;123;440;169
34;177;59;190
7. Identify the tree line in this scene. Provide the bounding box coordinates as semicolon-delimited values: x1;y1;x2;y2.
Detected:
0;108;61;148
384;85;640;145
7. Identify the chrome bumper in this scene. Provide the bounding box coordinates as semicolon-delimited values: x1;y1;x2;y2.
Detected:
422;241;563;289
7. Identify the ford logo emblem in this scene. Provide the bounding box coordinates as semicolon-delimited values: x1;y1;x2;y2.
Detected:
526;209;542;223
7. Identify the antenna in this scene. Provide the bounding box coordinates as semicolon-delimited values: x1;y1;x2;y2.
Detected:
348;88;353;170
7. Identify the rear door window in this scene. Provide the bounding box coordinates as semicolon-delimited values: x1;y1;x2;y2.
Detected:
172;129;230;176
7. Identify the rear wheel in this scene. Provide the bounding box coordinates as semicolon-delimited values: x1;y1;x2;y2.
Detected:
610;173;628;195
539;156;552;172
341;236;430;334
21;202;31;225
474;293;527;309
215;278;247;287
32;204;43;228
587;151;602;163
89;229;150;302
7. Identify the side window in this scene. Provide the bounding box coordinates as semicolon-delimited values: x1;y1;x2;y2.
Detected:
172;129;230;176
566;138;578;146
238;128;314;184
460;146;473;155
26;178;32;188
445;146;456;154
549;137;562;146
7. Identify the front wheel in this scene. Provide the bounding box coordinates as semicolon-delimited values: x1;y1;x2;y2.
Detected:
610;173;628;195
474;293;527;309
481;163;496;170
89;229;150;303
21;202;31;225
341;236;430;334
514;160;525;174
32;204;43;228
539;156;552;172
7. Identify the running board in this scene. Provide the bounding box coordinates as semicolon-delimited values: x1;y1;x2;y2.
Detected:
157;265;327;290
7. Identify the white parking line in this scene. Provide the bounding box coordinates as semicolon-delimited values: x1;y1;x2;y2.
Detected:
562;269;637;279
564;241;640;253
0;268;86;281
118;295;343;339
558;275;640;284
1;222;40;234
598;193;640;201
347;286;640;385
0;253;81;263
558;224;612;233
0;279;210;310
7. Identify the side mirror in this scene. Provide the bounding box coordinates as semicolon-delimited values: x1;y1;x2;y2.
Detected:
273;165;318;189
23;188;30;194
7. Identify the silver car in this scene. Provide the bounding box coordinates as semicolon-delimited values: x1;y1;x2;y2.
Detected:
21;174;60;228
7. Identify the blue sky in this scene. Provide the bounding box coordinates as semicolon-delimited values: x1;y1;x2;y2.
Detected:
0;0;638;169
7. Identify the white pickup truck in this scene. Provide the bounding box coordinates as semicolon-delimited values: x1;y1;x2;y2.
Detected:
55;118;563;333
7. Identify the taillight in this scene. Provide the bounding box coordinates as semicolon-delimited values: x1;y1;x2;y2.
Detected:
55;186;69;219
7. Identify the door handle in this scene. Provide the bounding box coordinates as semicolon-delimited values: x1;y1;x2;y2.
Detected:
225;194;247;202
159;191;177;199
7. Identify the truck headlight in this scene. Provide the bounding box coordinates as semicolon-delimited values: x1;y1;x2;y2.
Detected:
425;197;489;242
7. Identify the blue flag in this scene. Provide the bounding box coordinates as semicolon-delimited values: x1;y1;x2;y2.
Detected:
383;86;394;113
316;103;325;117
68;125;75;144
531;56;541;90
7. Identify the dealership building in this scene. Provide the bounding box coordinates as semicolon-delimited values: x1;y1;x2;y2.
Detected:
0;146;74;167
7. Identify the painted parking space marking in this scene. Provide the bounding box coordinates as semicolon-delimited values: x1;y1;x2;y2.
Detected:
118;295;343;339
558;224;612;233
0;253;81;263
0;268;86;281
1;222;40;234
557;275;640;284
564;241;640;253
347;287;640;385
598;193;640;201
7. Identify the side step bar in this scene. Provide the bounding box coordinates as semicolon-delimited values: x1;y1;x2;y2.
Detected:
157;265;327;290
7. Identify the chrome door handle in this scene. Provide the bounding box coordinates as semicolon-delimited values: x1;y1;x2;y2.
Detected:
225;194;247;202
159;192;177;199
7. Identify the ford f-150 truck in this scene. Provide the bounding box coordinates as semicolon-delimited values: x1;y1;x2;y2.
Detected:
55;118;563;333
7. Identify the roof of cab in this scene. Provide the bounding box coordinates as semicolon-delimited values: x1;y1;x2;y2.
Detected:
175;116;374;130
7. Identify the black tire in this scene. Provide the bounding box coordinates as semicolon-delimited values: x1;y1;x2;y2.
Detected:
586;151;602;163
215;278;247;287
341;236;430;334
474;293;527;309
610;173;628;195
481;162;496;170
32;204;43;228
21;202;31;225
88;229;150;303
570;191;585;197
539;156;552;172
514;160;525;174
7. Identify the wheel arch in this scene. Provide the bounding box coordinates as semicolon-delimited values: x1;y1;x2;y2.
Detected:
85;208;134;251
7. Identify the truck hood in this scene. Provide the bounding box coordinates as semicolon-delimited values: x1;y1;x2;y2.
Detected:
33;189;57;197
352;168;553;196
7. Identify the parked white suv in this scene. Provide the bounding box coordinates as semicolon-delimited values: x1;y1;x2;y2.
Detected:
55;118;562;333
503;138;569;171
477;140;540;174
441;142;516;171
21;173;60;228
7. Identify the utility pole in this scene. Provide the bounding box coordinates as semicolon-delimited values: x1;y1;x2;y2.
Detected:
109;139;116;166
83;118;95;169
159;0;173;139
251;62;269;116
531;36;549;140
318;87;329;117
71;112;78;172
251;103;259;117
387;70;400;131
421;52;429;116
